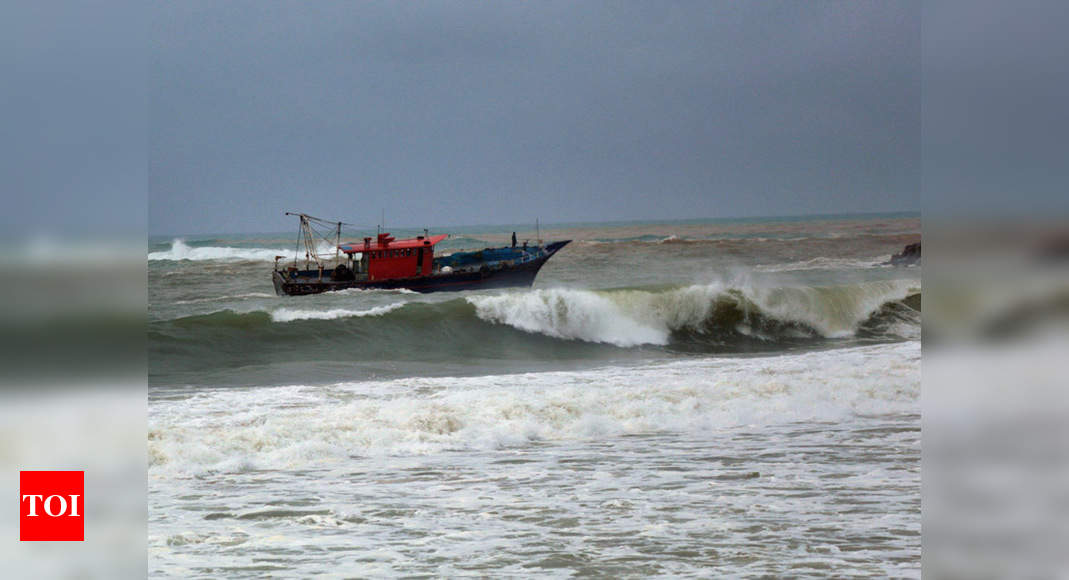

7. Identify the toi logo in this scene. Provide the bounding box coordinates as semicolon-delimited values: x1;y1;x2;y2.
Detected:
19;471;84;541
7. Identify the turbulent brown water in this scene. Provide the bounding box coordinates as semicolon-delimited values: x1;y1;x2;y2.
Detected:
149;213;920;577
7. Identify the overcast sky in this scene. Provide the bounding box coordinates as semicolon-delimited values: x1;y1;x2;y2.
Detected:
148;2;920;235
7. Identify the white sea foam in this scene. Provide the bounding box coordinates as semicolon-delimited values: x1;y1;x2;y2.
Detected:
467;281;917;346
148;238;345;262
468;288;669;346
270;303;405;322
755;256;891;272
148;341;919;475
333;287;417;296
149;239;289;262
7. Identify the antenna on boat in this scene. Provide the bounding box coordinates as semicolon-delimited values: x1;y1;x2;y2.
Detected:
536;218;541;245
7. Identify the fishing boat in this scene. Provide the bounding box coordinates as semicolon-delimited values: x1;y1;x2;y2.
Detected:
272;213;570;296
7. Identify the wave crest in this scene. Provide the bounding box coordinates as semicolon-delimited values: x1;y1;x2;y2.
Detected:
270;304;405;322
468;289;669;347
149;239;288;262
468;281;918;347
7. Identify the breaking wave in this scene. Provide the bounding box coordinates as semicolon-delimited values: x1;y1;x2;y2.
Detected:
149;341;919;474
150;281;920;388
270;304;405;322
468;290;667;347
149;239;289;262
467;281;918;347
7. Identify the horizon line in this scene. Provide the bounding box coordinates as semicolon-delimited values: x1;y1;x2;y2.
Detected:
149;209;920;239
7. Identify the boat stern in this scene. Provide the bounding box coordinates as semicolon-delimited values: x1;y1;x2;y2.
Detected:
272;270;288;296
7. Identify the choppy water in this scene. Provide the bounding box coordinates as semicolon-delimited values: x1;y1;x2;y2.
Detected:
149;213;920;577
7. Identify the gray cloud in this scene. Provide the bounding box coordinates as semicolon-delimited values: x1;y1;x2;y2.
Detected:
149;1;920;235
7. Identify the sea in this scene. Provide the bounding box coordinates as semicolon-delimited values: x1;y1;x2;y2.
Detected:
148;212;921;577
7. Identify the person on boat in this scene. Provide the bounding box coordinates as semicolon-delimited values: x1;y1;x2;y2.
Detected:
512;232;517;248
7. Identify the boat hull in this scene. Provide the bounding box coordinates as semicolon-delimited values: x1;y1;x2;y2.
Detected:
273;240;569;296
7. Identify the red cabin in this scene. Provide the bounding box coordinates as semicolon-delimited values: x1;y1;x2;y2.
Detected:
338;232;448;281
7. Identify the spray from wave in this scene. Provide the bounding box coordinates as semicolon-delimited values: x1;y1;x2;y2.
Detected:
467;280;918;347
149;239;343;262
467;289;667;347
149;239;287;262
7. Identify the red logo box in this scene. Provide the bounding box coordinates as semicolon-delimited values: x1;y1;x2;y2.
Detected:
19;471;84;541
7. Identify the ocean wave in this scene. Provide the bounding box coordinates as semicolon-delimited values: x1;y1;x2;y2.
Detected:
580;234;686;245
149;239;290;262
467;289;668;347
467;281;918;347
150;282;920;383
149;239;346;262
172;292;276;305
270;304;405;322
333;287;417;296
755;256;892;272
148;341;919;474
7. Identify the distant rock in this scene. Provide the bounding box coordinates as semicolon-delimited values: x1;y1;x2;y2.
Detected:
888;242;921;266
1036;235;1069;262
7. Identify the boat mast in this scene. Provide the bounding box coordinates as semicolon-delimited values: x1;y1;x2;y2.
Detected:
335;221;341;263
302;215;320;269
292;216;302;267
